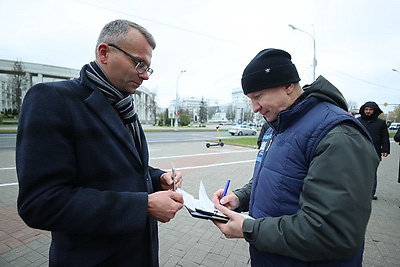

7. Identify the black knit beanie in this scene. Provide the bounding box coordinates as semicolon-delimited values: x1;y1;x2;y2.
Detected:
241;48;301;95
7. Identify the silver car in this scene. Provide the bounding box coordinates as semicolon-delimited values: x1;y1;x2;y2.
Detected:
228;125;257;136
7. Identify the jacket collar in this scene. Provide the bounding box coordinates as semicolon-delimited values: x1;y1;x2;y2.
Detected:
78;66;146;166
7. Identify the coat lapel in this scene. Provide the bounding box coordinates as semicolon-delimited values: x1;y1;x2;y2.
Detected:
82;82;144;166
136;120;149;167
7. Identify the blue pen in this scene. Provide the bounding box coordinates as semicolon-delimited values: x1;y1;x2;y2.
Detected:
221;179;231;199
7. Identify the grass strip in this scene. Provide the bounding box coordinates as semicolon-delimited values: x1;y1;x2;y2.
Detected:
220;137;258;147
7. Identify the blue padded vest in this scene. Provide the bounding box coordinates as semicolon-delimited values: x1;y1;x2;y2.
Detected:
249;96;366;266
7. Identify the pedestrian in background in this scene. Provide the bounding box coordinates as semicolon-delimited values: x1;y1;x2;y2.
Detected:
212;48;379;266
394;127;400;184
16;19;183;266
358;101;390;200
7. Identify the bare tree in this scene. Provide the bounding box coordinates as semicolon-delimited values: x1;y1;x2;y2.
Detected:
226;104;235;121
387;105;400;123
8;60;29;114
244;110;254;122
147;92;158;125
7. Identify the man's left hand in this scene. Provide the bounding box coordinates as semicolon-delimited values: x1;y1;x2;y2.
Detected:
212;204;245;238
160;171;182;191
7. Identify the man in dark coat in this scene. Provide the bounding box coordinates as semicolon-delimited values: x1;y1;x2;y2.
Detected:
358;101;390;199
16;19;183;266
394;128;400;184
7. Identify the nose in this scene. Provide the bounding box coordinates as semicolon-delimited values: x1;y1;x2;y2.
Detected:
139;71;150;80
251;99;261;113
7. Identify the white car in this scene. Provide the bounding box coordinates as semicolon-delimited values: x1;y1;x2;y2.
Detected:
228;125;257;136
389;122;400;130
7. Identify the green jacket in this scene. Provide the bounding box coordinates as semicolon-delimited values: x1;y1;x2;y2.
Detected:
234;76;379;262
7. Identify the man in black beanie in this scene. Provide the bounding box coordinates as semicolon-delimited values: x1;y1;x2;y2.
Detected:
212;48;379;266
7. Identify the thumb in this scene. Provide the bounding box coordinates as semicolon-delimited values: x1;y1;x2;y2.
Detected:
216;204;234;217
170;191;184;203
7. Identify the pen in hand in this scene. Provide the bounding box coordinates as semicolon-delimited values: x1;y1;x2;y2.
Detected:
171;164;176;191
220;179;231;202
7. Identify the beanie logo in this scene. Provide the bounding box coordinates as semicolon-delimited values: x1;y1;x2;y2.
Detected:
265;68;270;73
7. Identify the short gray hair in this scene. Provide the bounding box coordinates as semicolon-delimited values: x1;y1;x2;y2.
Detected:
96;19;156;52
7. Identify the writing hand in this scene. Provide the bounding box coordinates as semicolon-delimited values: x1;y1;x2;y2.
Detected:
212;189;240;210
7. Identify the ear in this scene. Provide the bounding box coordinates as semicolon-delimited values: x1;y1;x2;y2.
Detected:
97;43;109;64
284;83;295;95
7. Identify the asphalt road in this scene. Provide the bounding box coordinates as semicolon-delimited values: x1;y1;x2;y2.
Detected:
0;130;257;149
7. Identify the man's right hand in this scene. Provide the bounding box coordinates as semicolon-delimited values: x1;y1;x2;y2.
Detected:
212;189;240;211
148;191;183;223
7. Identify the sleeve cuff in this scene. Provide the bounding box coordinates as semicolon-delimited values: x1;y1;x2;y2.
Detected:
242;218;256;242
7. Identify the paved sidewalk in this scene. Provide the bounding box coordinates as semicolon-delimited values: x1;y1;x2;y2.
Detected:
1;141;399;266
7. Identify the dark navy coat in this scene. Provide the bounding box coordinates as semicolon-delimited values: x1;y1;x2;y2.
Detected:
16;67;163;266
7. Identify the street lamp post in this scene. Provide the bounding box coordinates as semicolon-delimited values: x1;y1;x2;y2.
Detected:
174;70;186;131
288;24;317;81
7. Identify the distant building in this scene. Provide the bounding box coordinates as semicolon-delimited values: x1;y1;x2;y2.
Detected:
0;59;79;113
231;87;263;124
134;86;155;123
210;112;227;123
0;59;154;122
180;97;202;121
0;77;11;112
170;97;220;122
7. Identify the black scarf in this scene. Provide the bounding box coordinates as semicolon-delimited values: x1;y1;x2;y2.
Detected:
85;61;141;149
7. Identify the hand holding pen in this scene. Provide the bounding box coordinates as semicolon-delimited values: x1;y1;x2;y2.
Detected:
210;180;246;238
221;179;231;200
171;165;176;191
160;165;182;191
212;180;240;210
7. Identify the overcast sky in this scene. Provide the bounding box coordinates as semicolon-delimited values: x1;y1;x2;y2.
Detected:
1;0;399;113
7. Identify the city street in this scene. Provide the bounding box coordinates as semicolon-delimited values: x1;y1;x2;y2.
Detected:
0;125;257;148
0;138;399;266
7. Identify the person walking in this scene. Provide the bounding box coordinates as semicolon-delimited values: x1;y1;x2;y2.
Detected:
211;48;379;266
394;127;400;184
16;19;183;266
358;101;390;200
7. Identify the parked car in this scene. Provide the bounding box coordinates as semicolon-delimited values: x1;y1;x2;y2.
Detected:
389;122;400;130
228;125;257;136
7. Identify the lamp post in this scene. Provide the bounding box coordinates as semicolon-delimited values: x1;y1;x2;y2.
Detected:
174;70;186;131
288;24;317;81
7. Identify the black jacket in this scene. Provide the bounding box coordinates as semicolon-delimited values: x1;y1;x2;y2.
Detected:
395;128;400;182
16;66;163;266
357;101;390;159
